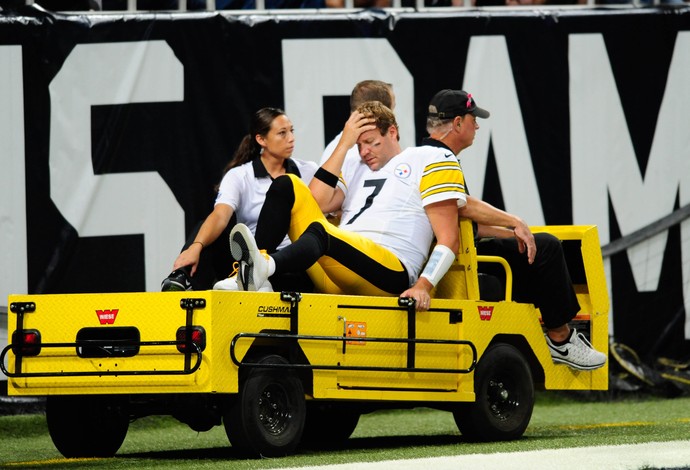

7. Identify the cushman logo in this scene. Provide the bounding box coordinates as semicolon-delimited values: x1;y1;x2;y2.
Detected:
257;305;290;314
478;306;494;321
96;309;118;325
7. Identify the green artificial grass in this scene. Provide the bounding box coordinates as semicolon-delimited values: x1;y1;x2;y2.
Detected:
1;392;689;469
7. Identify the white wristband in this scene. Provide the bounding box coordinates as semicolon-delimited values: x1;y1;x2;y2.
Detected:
420;244;456;287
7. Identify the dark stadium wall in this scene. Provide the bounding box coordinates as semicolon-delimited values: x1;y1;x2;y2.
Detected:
1;5;689;358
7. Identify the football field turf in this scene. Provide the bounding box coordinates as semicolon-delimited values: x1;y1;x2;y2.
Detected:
2;392;690;469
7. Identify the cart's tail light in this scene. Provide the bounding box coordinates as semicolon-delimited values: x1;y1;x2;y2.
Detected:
176;326;206;353
12;329;41;356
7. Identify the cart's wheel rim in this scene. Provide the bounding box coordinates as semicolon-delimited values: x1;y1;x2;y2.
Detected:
257;383;292;436
486;377;520;422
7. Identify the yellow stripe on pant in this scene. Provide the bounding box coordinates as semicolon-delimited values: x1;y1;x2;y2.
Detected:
285;174;407;297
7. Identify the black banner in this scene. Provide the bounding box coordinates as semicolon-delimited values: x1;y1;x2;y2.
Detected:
1;5;689;358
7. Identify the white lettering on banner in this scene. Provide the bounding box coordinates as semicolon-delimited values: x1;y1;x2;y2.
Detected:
282;38;415;163
0;46;28;303
570;33;690;338
457;36;545;226
48;41;185;292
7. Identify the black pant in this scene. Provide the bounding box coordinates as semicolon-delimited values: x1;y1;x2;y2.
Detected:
476;232;580;330
179;214;314;292
179;219;235;290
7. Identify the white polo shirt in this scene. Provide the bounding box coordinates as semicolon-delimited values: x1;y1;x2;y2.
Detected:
215;157;317;249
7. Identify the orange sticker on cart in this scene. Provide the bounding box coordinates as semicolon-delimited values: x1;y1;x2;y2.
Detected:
346;321;367;345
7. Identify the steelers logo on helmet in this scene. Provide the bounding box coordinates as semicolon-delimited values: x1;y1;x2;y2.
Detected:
395;163;411;179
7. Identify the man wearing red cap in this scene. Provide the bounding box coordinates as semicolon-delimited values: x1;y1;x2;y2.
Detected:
423;89;606;371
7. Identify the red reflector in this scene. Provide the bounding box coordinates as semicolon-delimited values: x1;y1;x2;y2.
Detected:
176;326;206;353
12;329;42;356
23;332;39;345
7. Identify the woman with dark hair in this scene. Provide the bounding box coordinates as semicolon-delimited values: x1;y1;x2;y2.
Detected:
161;107;317;291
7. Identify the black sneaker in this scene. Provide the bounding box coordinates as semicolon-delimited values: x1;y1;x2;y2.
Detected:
161;268;193;291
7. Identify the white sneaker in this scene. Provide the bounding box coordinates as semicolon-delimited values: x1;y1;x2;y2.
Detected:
213;275;240;290
229;224;271;292
545;329;607;371
213;275;273;292
212;261;273;292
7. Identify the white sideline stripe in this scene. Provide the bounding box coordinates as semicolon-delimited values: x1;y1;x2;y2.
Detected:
280;440;690;470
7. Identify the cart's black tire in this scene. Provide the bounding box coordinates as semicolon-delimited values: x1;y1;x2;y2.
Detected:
453;343;534;441
224;355;306;457
300;402;360;449
46;395;129;458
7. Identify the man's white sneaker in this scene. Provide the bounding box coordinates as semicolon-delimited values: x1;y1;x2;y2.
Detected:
213;275;273;291
213;275;240;290
545;329;607;371
212;261;273;291
229;224;271;292
212;261;241;290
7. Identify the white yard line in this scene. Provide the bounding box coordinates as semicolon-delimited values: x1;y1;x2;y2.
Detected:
280;440;690;470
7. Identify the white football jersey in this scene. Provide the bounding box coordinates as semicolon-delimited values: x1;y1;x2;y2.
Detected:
339;146;464;281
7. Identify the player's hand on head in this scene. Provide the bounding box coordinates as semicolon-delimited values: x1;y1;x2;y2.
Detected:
341;111;376;147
